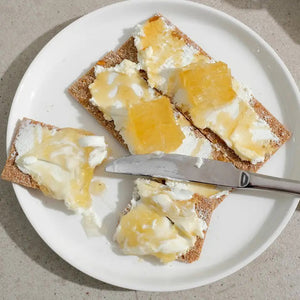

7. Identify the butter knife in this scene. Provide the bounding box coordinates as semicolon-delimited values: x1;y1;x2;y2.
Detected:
105;153;300;195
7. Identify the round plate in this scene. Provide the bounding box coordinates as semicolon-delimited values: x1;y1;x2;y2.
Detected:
7;0;299;292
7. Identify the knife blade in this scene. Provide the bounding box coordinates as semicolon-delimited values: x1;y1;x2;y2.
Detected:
105;153;300;194
105;153;246;188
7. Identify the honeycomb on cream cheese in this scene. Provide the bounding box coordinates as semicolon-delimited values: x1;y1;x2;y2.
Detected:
89;59;184;154
134;15;279;164
126;96;185;154
133;15;208;92
114;179;207;263
89;59;227;198
89;59;209;160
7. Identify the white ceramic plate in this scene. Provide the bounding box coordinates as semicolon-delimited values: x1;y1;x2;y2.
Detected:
7;0;299;292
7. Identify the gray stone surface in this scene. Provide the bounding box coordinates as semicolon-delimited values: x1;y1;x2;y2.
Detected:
0;0;299;299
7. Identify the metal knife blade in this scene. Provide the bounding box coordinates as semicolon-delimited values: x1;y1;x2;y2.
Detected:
105;153;247;188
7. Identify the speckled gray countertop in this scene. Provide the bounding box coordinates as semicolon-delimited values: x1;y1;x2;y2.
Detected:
0;1;299;299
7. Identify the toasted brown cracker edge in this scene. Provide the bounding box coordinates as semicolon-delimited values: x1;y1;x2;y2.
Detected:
1;118;57;189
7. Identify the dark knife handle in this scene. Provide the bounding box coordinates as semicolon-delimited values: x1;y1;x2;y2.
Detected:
240;171;300;195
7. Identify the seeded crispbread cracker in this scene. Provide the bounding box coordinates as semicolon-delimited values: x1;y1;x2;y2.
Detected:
120;186;216;264
1;118;57;189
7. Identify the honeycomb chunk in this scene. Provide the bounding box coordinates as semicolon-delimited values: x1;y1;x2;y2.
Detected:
126;96;184;154
180;61;236;127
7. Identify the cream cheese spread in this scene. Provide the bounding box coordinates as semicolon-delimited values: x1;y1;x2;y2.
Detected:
114;179;207;263
14;120;107;235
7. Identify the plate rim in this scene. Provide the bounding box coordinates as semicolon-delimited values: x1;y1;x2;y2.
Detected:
6;0;299;292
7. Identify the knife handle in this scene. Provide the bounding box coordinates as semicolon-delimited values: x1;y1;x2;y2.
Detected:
241;171;300;195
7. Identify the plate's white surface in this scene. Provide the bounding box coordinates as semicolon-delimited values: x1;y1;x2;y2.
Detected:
7;0;299;292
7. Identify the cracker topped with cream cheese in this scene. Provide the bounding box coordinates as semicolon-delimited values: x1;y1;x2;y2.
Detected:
3;118;108;237
134;15;282;165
